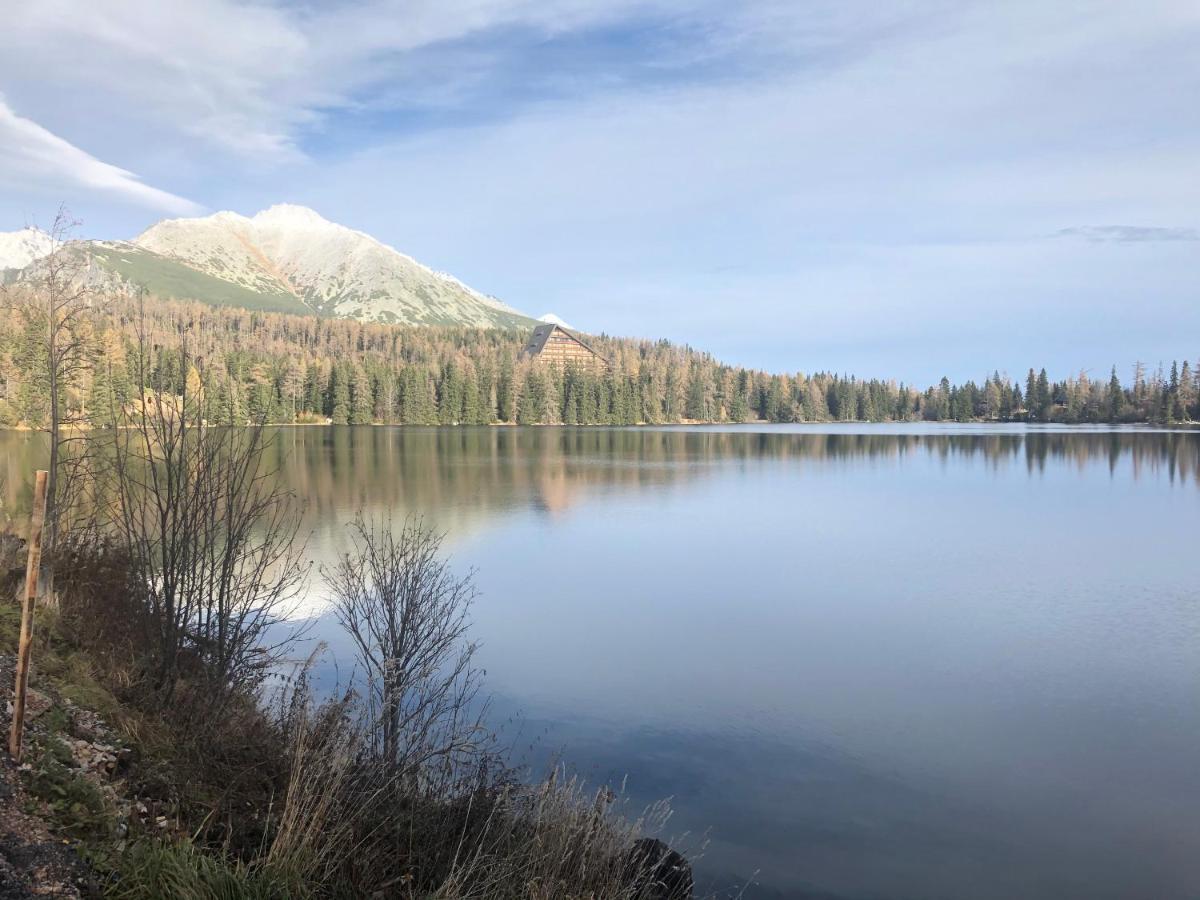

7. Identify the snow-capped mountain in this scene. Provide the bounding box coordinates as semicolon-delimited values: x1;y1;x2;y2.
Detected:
130;204;534;327
1;206;536;329
0;227;55;271
538;313;575;330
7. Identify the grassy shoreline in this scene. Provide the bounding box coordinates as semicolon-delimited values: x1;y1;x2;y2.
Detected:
0;536;698;899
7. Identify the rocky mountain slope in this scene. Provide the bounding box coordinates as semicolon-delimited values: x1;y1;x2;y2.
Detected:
1;206;536;329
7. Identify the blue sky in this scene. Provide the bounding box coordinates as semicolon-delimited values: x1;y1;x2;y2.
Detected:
2;0;1198;383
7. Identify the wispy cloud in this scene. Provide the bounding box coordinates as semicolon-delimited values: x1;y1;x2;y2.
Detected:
1;0;705;163
0;96;202;215
0;0;937;164
1057;225;1199;243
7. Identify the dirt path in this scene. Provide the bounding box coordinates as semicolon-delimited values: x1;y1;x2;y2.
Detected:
0;654;91;899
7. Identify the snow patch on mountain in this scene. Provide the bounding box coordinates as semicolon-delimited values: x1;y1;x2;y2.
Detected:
0;227;55;271
132;204;535;328
538;313;575;329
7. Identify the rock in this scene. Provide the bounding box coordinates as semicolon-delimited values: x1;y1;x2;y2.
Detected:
68;708;108;742
22;690;52;722
623;838;694;900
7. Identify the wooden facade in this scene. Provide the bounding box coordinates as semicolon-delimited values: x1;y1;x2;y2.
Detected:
522;324;609;371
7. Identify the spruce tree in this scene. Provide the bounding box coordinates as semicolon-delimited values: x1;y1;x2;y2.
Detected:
496;355;515;423
350;364;373;424
1025;369;1038;420
330;363;351;424
1035;368;1051;421
1107;367;1123;422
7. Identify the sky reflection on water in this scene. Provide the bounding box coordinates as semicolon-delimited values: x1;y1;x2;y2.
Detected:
3;424;1197;898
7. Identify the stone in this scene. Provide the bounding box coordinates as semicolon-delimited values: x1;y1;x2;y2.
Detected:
23;689;53;721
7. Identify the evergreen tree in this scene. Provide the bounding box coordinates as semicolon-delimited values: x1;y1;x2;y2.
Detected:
438;362;463;425
304;363;324;417
685;368;712;422
1107;366;1123;422
517;370;540;425
350;364;373;425
496;355;516;423
1035;368;1051;421
329;362;351;425
1178;360;1194;421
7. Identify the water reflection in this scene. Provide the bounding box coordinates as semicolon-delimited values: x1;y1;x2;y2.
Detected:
4;426;1198;523
1;424;1198;899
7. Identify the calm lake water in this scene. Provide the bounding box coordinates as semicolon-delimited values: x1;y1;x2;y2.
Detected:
3;424;1199;899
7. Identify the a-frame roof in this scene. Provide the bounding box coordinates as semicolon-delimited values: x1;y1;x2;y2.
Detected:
522;323;606;361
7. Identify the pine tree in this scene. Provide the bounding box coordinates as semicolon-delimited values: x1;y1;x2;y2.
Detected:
303;363;324;417
517;370;540;425
350;364;373;425
496;354;516;423
1035;368;1051;421
438;362;463;425
1178;360;1194;422
330;363;350;425
1107;366;1123;422
461;369;484;425
685;368;711;422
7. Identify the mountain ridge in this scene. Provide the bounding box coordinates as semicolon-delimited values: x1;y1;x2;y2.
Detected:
1;206;538;330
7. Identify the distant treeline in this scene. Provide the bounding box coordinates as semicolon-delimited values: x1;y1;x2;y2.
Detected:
0;295;1196;427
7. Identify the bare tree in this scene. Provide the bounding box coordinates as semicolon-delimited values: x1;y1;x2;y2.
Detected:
1;207;106;593
324;515;486;777
104;306;309;714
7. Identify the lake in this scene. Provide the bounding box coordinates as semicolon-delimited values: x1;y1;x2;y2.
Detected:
3;424;1198;899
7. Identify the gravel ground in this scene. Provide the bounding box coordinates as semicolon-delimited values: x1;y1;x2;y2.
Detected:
0;653;93;899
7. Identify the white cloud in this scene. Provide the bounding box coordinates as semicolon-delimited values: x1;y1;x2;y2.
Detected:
0;96;202;215
0;0;708;163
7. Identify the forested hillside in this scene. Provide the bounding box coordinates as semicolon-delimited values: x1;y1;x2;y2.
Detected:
0;293;1196;428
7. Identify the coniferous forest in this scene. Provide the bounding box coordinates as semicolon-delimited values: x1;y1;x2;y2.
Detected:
0;293;1196;429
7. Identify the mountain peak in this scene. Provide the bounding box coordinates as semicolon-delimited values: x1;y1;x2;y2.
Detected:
252;204;330;229
115;204;537;329
8;205;539;330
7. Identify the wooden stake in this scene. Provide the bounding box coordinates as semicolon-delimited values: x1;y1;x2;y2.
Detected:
9;469;48;761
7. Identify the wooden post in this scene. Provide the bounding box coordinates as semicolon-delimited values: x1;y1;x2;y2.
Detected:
9;470;48;761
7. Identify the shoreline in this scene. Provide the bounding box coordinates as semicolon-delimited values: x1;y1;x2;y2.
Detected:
1;419;1197;433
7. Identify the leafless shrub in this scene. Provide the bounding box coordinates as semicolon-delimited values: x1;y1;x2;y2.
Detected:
315;516;698;897
102;309;309;718
324;515;487;778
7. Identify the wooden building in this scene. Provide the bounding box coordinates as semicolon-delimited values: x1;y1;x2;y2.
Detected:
522;323;610;371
